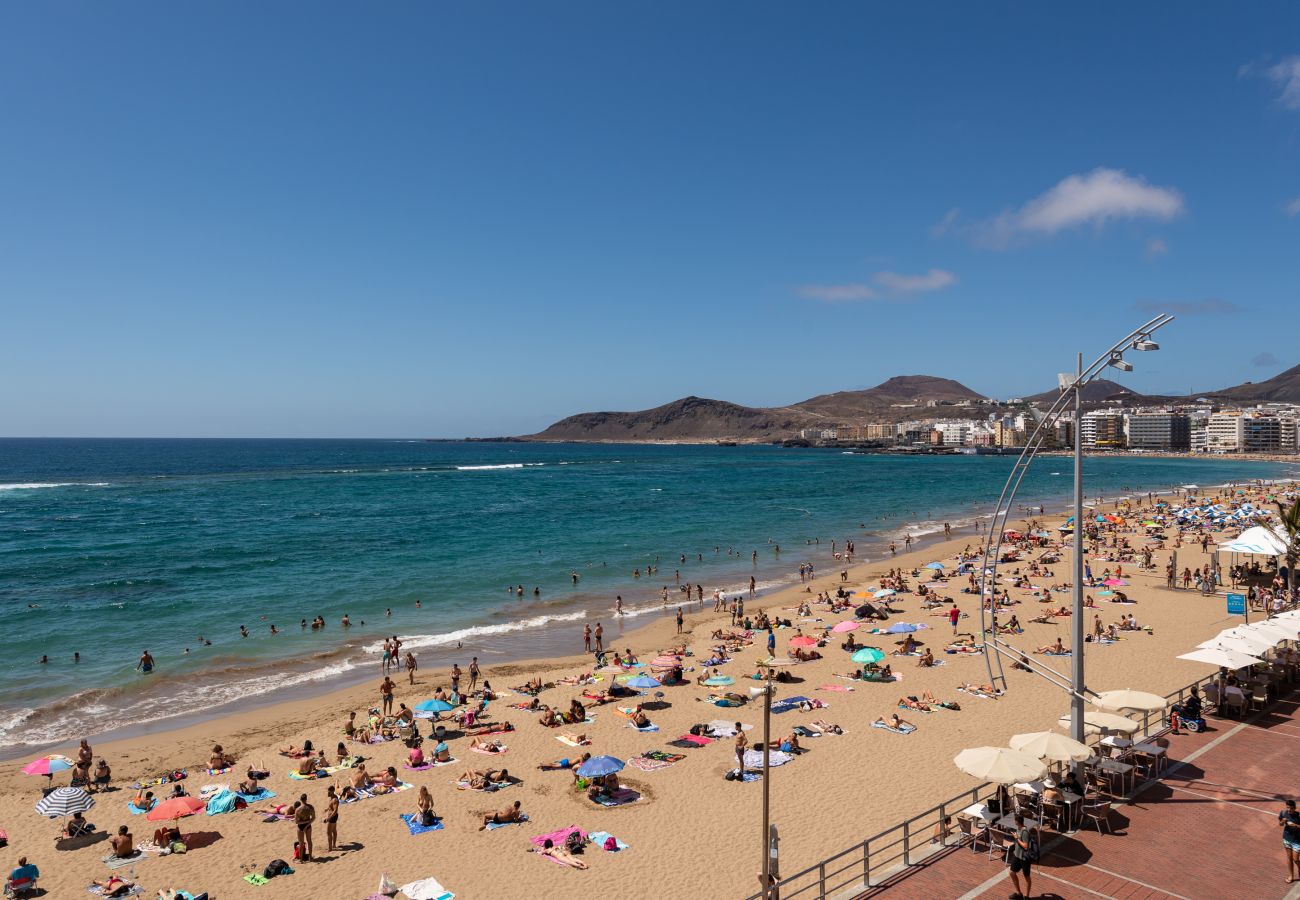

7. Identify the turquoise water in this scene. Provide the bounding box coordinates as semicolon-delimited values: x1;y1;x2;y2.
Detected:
1;438;1292;752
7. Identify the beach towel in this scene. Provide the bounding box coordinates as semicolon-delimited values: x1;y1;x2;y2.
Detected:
484;814;529;830
130;771;185;790
642;750;686;762
871;721;916;735
555;735;590;747
260;812;292;822
205;767;231;776
243;874;269;886
399;813;445;835
287;769;331;779
88;885;144;897
731;771;762;783
341;781;413;804
204;788;247;815
899;703;932;714
593;788;640;807
530;825;585;849
587;830;628;852
818;684;854;692
470;745;507;756
625;722;659;732
626;757;675;772
770;695;811;714
453;779;515;792
101;852;144;869
742;749;792;768
399;876;455;900
1042;651;1072;657
918;659;945;667
957;687;998;700
127;801;154;815
674;734;715;746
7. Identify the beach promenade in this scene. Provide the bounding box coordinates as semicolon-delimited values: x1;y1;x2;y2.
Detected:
838;691;1299;900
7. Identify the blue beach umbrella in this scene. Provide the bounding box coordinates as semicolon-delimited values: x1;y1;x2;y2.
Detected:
576;755;625;778
851;648;886;664
924;562;945;570
414;699;454;713
625;675;662;690
883;623;922;634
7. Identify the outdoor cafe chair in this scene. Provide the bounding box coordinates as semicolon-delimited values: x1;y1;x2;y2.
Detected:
956;815;988;854
1081;800;1113;835
987;826;1012;861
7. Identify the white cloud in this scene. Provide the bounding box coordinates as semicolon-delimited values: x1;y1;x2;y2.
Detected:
1268;56;1300;109
931;208;960;237
1286;196;1300;217
1145;237;1168;257
974;168;1185;248
798;268;957;303
797;283;879;302
872;268;957;294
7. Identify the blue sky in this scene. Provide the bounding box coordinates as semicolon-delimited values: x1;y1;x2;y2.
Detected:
2;3;1298;437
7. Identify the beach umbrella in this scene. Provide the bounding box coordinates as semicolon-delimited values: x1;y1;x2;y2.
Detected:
702;675;734;686
1177;647;1262;669
874;589;897;598
953;747;1046;784
625;674;662;689
146;795;205;822
1092;689;1166;713
35;786;94;818
1208;629;1277;655
851;648;886;664
650;655;680;667
576;755;624;778
925;562;945;570
831;621;858;634
883;623;922;634
788;636;818;648
22;755;73;778
1058;711;1139;734
414;699;454;713
1242;621;1300;642
1008;731;1093;763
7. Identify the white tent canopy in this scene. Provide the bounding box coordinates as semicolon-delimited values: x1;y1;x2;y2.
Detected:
1217;525;1288;556
1177;647;1262;669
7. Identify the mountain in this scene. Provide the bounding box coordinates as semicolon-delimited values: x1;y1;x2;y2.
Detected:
1201;364;1300;403
525;396;818;442
793;375;987;418
1022;378;1154;406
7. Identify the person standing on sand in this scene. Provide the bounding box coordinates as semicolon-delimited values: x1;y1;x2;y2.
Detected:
749;576;756;598
324;785;339;853
380;676;395;715
294;792;316;861
949;605;960;634
405;651;417;685
583;624;592;652
735;724;748;773
676;607;684;634
451;664;462;696
469;657;480;693
594;622;604;652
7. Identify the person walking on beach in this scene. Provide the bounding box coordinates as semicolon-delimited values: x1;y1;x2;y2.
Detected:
1006;812;1033;900
404;651;417;685
734;724;748;774
676;607;684;634
469;657;480;693
451;664;462;696
323;785;339;853
380;676;395;715
948;605;961;634
382;638;393;673
594;623;604;652
583;624;592;652
294;792;316;861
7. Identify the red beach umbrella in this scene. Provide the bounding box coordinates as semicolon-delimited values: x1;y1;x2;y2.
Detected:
146;795;205;822
789;636;818;647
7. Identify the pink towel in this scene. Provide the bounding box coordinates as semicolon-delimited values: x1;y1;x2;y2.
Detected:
678;734;714;745
818;684;854;693
531;825;585;848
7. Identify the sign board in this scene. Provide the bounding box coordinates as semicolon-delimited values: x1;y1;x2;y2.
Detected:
1226;593;1246;615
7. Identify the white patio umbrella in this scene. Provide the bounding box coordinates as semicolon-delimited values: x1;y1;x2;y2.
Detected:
1177;647;1263;669
1058;711;1140;734
1271;609;1300;622
1008;731;1093;763
1210;628;1278;655
1091;689;1166;713
1241;621;1299;643
954;747;1047;784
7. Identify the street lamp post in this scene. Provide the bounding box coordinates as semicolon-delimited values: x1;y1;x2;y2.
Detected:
760;682;773;899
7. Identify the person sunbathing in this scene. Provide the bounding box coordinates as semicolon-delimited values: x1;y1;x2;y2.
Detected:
151;824;180;848
917;648;935;667
464;719;513;735
538;706;560;727
1050;605;1071;617
959;681;1000;696
559;731;589;746
565;700;587;723
534;837;589;869
297;754;322;777
582;692;614;708
132;789;156;812
370;766;400;794
920;690;960;710
238;772;262;795
470;737;506;754
408;745;426;767
1035;638;1067;654
894;636;919;655
539;752;590;771
278;741;313;758
874;713;914;730
479;799;524;830
779;732;803;753
630;706;652;729
809;719;843;735
91;875;136;897
900;695;931;712
58;811;93;841
1012;653;1032;672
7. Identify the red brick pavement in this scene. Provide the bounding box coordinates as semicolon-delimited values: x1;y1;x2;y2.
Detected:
851;695;1299;900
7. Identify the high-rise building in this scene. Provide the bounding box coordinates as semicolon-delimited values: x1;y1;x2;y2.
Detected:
1126;413;1191;451
1243;415;1282;453
1206;413;1245;452
1080;409;1126;448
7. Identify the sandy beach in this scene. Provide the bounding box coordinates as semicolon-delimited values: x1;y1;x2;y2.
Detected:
0;487;1284;899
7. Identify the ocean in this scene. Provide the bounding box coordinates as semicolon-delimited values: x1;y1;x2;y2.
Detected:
0;438;1293;755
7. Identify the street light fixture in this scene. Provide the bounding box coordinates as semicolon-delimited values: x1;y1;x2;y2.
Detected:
977;314;1174;755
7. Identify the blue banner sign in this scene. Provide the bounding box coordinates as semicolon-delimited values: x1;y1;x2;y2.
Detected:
1226;593;1246;615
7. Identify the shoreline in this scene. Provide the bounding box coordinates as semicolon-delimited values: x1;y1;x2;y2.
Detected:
4;462;1283;761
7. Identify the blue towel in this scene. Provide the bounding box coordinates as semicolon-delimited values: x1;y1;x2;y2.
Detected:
485;814;529;830
127;801;150;815
626;722;659;732
587;830;628;851
400;813;445;835
772;695;811;714
236;788;276;803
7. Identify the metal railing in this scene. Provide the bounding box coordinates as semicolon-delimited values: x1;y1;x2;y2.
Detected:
741;667;1262;900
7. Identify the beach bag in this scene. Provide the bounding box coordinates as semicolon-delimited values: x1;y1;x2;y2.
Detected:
603;836;618;851
264;858;292;879
565;831;585;854
420;809;436;827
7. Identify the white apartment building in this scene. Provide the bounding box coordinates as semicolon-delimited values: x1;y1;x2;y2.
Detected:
1206;413;1245;452
1080;409;1126;448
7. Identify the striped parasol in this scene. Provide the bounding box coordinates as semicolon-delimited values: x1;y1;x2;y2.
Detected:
35;786;95;818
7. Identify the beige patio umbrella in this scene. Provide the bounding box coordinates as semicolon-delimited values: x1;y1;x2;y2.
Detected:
1057;711;1139;734
1008;730;1093;763
1177;647;1262;669
1091;689;1166;713
954;747;1047;784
